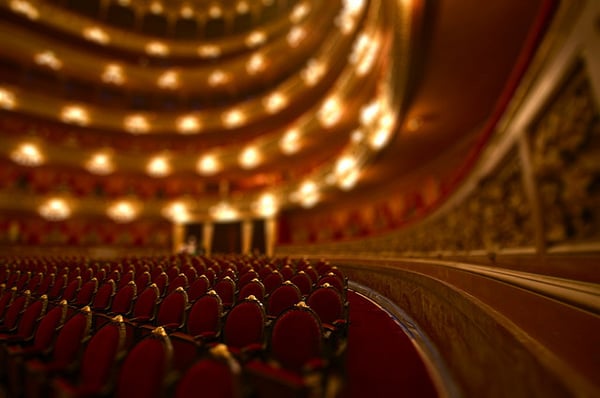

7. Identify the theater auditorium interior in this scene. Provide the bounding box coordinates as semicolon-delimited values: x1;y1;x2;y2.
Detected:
0;0;599;397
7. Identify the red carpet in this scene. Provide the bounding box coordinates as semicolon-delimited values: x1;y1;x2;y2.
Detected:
342;291;438;398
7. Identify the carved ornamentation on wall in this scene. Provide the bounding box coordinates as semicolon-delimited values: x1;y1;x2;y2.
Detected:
529;64;600;245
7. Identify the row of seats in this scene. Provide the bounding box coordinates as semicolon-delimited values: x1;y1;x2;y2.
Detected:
0;254;349;398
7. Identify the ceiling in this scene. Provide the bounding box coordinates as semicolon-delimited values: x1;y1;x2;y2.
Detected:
0;0;553;224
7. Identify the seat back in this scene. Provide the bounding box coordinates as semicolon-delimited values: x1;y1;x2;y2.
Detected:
132;283;160;320
167;273;189;294
214;276;236;309
115;327;172;398
238;270;259;289
72;278;98;307
290;271;312;297
267;281;301;318
134;271;151;291
152;272;169;297
92;279;116;312
2;290;31;330
51;306;93;368
156;287;188;329
118;270;135;290
110;281;137;316
174;344;241;398
187;274;210;302
306;284;345;325
279;265;294;281
35;273;55;297
78;315;126;393
318;273;346;297
186;290;223;338
262;271;284;296
25;272;42;293
47;274;67;301
16;294;48;339
32;300;68;351
237;279;265;302
62;276;82;302
223;296;265;352
270;303;323;372
0;287;17;319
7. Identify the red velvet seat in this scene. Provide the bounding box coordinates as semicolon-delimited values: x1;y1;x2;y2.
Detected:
262;271;284;296
60;276;82;303
134;270;151;291
70;277;98;308
52;315;127;397
237;278;265;302
214;276;236;310
47;274;67;301
290;271;313;298
142;286;189;333
114;326;173;398
222;296;266;361
25;272;43;294
318;272;347;299
174;344;241;398
184;290;223;342
168;273;189;294
238;269;259;289
0;289;31;333
0;286;17;322
128;283;160;326
109;280;137;316
152;271;169;297
306;284;349;354
91;279;116;313
246;303;327;398
0;294;47;349
118;269;135;290
267;281;302;319
279;265;295;281
23;306;93;398
35;272;55;297
187;274;210;302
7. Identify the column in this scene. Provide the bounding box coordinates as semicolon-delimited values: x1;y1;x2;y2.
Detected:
203;222;213;257
242;219;253;254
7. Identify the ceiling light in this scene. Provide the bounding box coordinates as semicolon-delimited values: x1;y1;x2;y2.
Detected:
335;154;357;177
157;70;179;89
236;1;249;13
180;4;194;18
370;125;393;150
107;200;139;223
197;45;221;58
145;41;169;57
177;115;201;134
279;128;301;155
287;26;307;48
246;53;266;74
208;70;230;86
239;146;261;169
351;129;364;143
338;169;360;190
39;198;71;221
61;105;89;125
318;96;342;128
9;0;39;20
150;1;163;14
85;151;114;175
124;114;150;134
360;100;381;126
162;201;190;223
301;59;326;86
83;26;110;45
0;87;17;109
196;154;220;175
297;181;319;208
10;142;44;166
290;3;310;23
209;201;238;222
252;193;278;217
245;31;267;48
102;63;125;85
263;92;288;114
146;155;171;177
222;109;246;128
356;38;380;76
209;5;223;18
34;51;62;70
